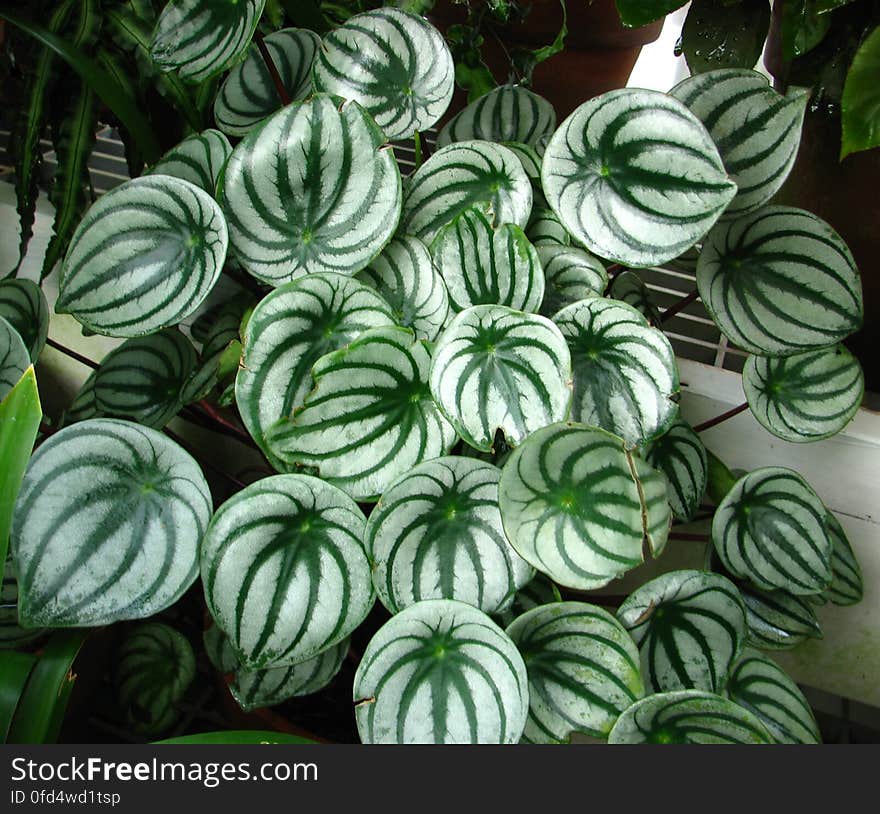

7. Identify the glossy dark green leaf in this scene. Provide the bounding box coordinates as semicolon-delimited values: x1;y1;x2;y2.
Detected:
841;26;880;159
615;0;688;29
680;0;770;74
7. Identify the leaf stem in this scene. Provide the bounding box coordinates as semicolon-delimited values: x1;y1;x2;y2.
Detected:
659;289;699;325
693;402;749;433
413;131;423;171
255;32;290;106
45;336;99;370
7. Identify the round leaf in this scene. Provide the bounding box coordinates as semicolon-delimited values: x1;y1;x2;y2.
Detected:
608;270;662;326
740;585;823;651
526;205;570;248
0;279;48;363
147;129;232;195
537;244;607;317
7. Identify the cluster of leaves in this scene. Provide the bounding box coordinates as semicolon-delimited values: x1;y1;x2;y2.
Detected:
0;2;868;744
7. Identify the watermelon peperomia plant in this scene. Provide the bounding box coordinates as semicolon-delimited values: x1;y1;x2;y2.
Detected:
0;2;869;746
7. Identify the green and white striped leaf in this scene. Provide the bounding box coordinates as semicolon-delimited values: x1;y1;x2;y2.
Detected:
494;572;562;628
214;28;320;137
498;423;667;590
365;456;533;615
56;175;227;337
617;570;747;694
114;622;195;735
607;689;772;744
221;96;401;286
149;0;266;83
203;623;239;674
11;419;212;627
356;236;449;341
631;455;673;558
147;129;232;195
541;89;737;267
537;245;607;317
727;648;821;744
354;599;529;744
696;206;863;356
503;141;542;183
201;474;373;669
553;298;679;447
609;270;662;326
526;205;570;247
268;327;456;501
736;583;823;651
712;467;833;596
1;554;45;650
230;637;348;711
670;69;809;218
824;512;863;606
506;602;645;743
643;418;708;522
0;317;30;402
429;305;571;452
313;8;454;141
93;328;197;429
235;274;396;463
0;280;49;363
436;84;556;153
743;346;864;443
400;141;533;245
432;207;544;313
63;371;101;425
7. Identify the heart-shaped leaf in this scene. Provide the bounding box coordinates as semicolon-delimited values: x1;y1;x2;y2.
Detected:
313;8;454;141
353;599;529;744
268;326;457;501
498;423;669;591
147;129;232;195
0;317;30;402
537;245;606;317
432;206;544;313
506;602;645;743
401;141;533;245
608;689;772;744
201;474;373;669
696;206;863;356
670;69;809;218
824;512;863;606
727;648;821;743
712;467;833;595
56;175;228;337
365;456;533;615
553;298;679;447
541;89;736;267
429;305;571;452
0;280;48;363
617;569;747;694
214;28;320;136
11;419;212;627
221;95;402;286
743;345;864;443
642;418;708;521
149;0;266;83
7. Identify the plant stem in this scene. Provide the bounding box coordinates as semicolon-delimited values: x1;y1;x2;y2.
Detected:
659;289;699;325
196;399;253;445
693;402;749;433
255;33;290;106
413;131;423;170
45;336;98;369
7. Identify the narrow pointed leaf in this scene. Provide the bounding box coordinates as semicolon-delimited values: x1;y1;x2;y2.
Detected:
537;245;607;317
643;418;709;522
0;280;49;363
147;129;232;195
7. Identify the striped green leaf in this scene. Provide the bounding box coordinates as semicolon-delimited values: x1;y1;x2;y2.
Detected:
526;205;570;247
356;236;449;341
203;624;239;674
230;637;348;711
149;0;266;83
56;175;228;338
609;270;662;326
727;648;821;744
0;318;30;402
214;28;320;137
201;474;373;669
62;371;101;425
93;328;197;429
11;418;212;627
712;467;833;596
617;570;747;694
541;89;736;267
632;455;673;558
147;129;232;195
670;69;809;219
268;326;457;501
643;418;708;522
696;206;864;356
353;599;529;744
236;273;396;463
436;84;556;153
506;602;645;743
553;298;680;447
728;578;823;650
608;689;772;744
824;512;863;606
400;141;533;245
431;207;544;313
503;141;542;184
1;554;46;650
221;95;402;286
743;345;864;443
114;622;195;735
365;456;533;615
313;8;454;141
494;572;562;629
498;423;669;591
537;245;607;317
0;280;48;363
429;305;571;452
